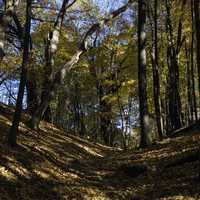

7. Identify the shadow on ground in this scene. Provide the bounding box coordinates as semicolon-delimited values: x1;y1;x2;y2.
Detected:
0;104;200;200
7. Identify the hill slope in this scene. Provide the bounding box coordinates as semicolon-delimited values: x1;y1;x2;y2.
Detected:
0;104;200;200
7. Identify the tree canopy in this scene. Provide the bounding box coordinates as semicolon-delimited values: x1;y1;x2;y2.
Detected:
0;0;200;149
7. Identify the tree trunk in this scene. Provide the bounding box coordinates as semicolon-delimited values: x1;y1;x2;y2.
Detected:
185;42;193;124
138;0;150;147
100;96;112;146
152;0;163;139
26;77;41;115
28;88;54;129
8;0;32;147
27;0;71;129
191;0;198;121
165;0;182;132
194;0;200;101
42;105;52;123
0;22;5;60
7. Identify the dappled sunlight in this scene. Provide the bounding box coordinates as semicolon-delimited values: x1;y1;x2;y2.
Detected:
6;162;31;179
33;168;50;179
0;115;12;126
75;143;104;158
160;196;198;200
0;165;17;181
32;127;106;160
0;104;200;199
1;0;200;198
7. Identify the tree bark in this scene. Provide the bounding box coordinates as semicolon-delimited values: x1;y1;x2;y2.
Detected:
185;42;193;124
26;77;41;115
138;0;150;147
165;0;182;132
28;0;74;129
8;0;32;147
151;0;163;139
194;0;200;101
191;0;198;121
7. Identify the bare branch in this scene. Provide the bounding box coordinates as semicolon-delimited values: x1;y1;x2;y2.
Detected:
80;0;135;50
54;0;135;84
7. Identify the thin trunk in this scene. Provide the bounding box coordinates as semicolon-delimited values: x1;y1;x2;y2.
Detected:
194;0;200;101
191;0;198;121
80;107;86;137
152;0;163;139
8;0;32;147
185;42;193;124
116;90;127;149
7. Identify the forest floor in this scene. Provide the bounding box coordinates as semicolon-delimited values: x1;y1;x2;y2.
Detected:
0;104;200;200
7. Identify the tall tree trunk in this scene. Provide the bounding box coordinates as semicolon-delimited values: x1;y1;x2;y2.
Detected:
138;0;150;147
116;90;127;149
28;0;72;129
98;76;113;146
191;0;198;121
185;42;193;124
194;0;200;102
152;0;163;139
165;0;182;132
8;0;32;147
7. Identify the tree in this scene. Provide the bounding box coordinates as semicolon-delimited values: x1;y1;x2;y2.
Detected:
27;0;134;130
194;0;200;100
165;0;182;132
8;0;32;147
138;0;150;147
28;0;74;127
2;0;200;149
149;0;163;139
190;0;198;121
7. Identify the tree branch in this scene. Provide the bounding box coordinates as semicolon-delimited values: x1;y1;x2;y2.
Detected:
51;0;135;89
